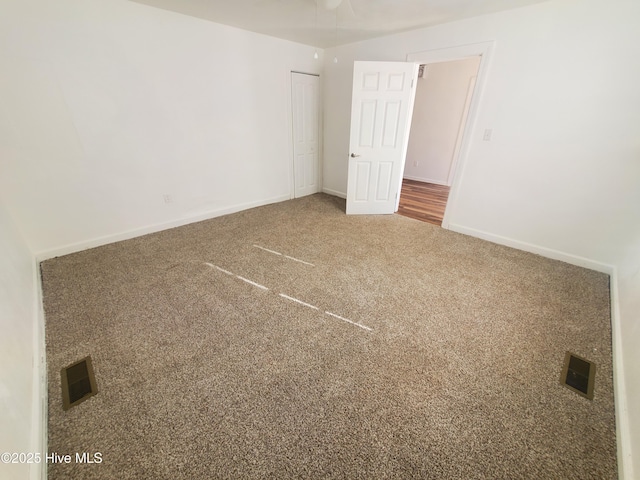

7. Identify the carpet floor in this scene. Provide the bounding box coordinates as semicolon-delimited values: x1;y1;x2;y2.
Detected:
41;193;617;479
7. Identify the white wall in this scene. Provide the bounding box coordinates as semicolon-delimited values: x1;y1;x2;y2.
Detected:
404;57;480;185
0;0;323;257
0;203;39;480
322;0;640;476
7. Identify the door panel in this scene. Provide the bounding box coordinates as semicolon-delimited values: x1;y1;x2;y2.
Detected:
358;101;376;147
355;162;371;201
346;62;418;214
376;162;393;200
382;101;401;147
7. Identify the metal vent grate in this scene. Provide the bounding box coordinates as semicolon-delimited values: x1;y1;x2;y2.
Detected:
560;352;595;400
61;356;98;410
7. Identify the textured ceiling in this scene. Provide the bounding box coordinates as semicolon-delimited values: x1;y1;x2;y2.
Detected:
131;0;550;48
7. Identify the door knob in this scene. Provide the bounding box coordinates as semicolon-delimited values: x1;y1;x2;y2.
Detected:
350;153;360;158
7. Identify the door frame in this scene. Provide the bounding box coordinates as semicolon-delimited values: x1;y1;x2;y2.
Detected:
405;41;495;228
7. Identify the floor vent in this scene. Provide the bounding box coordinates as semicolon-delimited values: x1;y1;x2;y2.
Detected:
560;352;595;400
61;356;98;410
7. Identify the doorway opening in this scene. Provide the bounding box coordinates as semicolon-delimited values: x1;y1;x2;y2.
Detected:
398;57;481;227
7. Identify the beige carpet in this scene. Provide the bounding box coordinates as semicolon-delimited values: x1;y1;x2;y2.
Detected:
41;193;617;479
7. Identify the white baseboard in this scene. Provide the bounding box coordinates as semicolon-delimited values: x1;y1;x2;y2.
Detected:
448;223;632;478
322;188;346;199
402;175;449;186
447;224;614;274
609;270;634;480
35;194;290;261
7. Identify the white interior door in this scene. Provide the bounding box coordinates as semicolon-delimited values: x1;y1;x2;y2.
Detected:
346;61;418;214
291;72;320;198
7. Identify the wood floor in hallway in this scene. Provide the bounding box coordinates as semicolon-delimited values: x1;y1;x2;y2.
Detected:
397;179;450;226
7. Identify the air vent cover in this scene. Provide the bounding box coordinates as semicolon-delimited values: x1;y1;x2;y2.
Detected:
560;352;595;400
61;356;98;410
